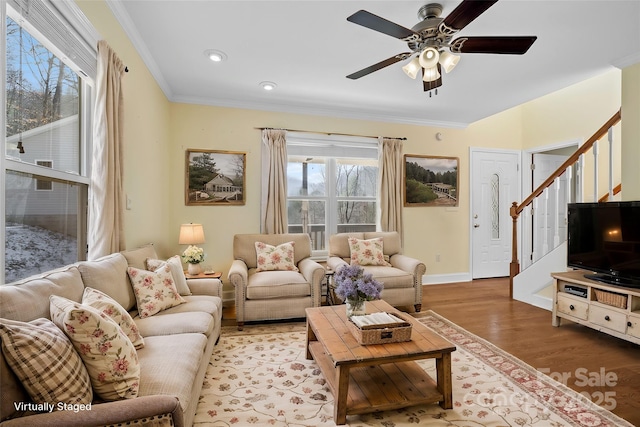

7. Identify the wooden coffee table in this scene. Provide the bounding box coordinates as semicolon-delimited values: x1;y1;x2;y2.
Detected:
305;300;456;425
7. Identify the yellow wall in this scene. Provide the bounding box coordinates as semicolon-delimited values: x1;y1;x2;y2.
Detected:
521;71;622;148
76;1;633;294
76;1;173;254
167;105;489;279
519;71;623;202
621;62;640;200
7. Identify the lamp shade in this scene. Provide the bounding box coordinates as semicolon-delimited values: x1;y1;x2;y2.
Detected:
402;57;421;79
179;223;206;245
439;51;460;73
422;66;441;82
418;47;440;69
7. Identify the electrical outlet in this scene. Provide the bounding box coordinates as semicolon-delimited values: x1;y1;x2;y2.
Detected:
436;254;441;262
126;196;132;210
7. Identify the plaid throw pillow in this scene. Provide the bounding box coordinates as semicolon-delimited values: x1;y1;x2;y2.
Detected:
0;317;93;405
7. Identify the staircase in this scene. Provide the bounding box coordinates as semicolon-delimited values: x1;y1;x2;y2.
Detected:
509;110;622;309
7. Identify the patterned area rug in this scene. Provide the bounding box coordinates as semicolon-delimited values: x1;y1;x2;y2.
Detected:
194;311;632;426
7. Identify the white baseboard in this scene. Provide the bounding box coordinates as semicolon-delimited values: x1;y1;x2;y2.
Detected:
422;272;472;285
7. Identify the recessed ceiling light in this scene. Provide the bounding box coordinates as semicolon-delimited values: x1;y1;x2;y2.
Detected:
260;81;277;91
204;49;227;62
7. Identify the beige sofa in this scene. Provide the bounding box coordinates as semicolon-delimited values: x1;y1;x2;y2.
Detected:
0;244;222;427
228;233;325;330
327;231;426;312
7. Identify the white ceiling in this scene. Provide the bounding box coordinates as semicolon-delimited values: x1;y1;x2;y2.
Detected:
107;0;640;128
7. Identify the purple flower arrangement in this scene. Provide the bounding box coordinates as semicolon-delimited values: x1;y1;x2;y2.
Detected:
334;264;383;302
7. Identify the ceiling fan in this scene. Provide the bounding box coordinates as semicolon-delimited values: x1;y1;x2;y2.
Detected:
346;0;537;95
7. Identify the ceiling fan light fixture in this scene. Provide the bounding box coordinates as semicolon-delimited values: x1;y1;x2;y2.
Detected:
401;57;421;79
418;47;439;69
422;66;441;82
439;51;460;73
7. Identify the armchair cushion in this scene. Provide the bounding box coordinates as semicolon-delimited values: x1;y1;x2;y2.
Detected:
255;241;298;272
245;270;310;299
359;265;413;289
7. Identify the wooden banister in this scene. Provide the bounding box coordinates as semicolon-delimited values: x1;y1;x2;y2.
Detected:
598;183;622;202
509;109;622;297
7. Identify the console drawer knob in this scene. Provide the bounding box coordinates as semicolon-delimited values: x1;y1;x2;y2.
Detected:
569;305;575;310
604;315;610;321
628;321;633;327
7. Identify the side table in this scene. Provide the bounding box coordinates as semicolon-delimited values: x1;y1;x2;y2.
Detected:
184;271;222;280
324;269;338;305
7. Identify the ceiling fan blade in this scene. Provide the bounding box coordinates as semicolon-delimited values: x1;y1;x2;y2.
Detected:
451;36;537;54
347;53;412;80
423;64;442;92
440;0;499;33
347;10;420;41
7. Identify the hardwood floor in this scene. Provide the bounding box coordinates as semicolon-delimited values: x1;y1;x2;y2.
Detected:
222;278;640;425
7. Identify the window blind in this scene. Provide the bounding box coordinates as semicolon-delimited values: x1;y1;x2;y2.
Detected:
7;0;98;79
286;132;378;159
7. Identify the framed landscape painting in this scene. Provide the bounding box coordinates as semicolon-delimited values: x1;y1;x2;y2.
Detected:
404;154;459;207
185;149;246;206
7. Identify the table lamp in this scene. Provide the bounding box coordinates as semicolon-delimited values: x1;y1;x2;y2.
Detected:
179;223;206;274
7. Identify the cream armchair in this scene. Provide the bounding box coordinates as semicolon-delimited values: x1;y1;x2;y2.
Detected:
327;231;426;312
228;233;325;330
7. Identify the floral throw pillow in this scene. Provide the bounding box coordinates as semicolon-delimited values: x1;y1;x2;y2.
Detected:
0;317;93;405
49;295;140;401
255;241;298;272
82;287;145;349
348;237;390;266
127;265;186;318
146;255;192;296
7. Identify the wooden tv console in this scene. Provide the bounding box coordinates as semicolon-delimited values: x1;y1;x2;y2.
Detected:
552;270;640;345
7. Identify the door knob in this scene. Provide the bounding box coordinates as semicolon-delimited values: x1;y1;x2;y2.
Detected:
474;224;480;228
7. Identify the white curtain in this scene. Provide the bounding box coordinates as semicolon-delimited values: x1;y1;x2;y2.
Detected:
88;41;126;259
378;137;404;237
260;129;288;234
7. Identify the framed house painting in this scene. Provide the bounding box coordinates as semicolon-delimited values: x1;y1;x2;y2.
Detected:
185;149;246;206
404;154;459;207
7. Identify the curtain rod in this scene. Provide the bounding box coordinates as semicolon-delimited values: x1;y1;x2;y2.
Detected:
256;127;406;141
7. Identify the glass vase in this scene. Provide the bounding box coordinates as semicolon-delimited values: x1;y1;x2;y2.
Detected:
345;298;366;317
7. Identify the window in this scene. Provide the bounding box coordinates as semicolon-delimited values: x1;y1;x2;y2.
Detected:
3;1;96;283
35;160;53;190
286;133;378;256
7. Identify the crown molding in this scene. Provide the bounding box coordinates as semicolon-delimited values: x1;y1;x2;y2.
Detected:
106;0;469;129
171;94;469;129
612;51;640;69
105;0;173;98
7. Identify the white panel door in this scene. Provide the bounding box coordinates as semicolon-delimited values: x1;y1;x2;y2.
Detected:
471;150;520;279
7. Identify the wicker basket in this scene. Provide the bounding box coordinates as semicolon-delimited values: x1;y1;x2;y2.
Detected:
347;313;412;345
593;289;628;309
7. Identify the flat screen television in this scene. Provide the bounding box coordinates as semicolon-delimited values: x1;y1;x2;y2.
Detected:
567;201;640;288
